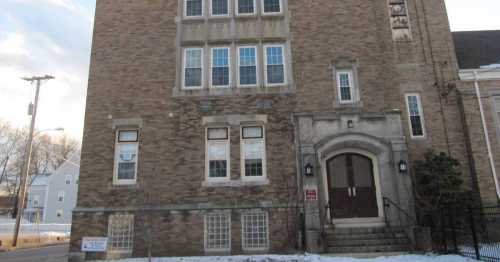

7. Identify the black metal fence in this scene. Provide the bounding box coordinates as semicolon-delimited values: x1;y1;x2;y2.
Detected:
421;205;500;261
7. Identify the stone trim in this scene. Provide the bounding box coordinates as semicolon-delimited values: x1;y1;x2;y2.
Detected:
202;114;268;126
111;118;143;129
73;202;301;213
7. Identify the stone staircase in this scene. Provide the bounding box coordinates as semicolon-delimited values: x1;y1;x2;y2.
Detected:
325;226;414;253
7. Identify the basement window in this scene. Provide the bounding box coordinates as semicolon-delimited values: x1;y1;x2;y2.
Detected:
113;130;139;185
405;94;426;138
108;214;134;253
242;211;269;250
205;212;231;252
206;127;230;181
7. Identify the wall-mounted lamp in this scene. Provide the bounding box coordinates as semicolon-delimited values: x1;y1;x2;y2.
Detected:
398;160;408;174
304;163;314;177
347;120;354;129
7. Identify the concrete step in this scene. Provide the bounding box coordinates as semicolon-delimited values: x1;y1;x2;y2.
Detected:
327;244;413;253
328;237;411;247
326;226;406;235
327;232;408;241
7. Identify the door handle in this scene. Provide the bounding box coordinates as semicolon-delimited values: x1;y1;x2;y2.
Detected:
347;187;352;197
352;187;357;197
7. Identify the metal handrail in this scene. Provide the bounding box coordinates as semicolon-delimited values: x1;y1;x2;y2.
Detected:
383;196;416;227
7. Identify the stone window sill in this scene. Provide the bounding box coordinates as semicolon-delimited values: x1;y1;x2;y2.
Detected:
202;179;270;188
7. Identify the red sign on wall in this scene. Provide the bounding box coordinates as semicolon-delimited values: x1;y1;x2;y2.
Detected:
305;189;318;201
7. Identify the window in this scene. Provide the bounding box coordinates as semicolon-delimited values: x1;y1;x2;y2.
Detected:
405;94;426;138
114;130;139;185
336;70;354;104
211;0;229;16
58;191;65;202
211;47;230;88
185;0;203;17
238;46;258;86
108;214;134;253
65;175;71;185
184;48;204;89
33;195;40;207
237;0;255;15
262;0;281;14
264;45;285;86
241;126;266;180
206;127;230;181
56;209;63;218
242;211;269;250
205;213;231;251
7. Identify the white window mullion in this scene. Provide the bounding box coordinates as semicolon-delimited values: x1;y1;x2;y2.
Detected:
206;127;230;181
336;70;354;104
114;130;139;185
264;44;286;86
183;48;204;89
405;94;426;138
238;46;258;87
205;212;231;252
211;47;231;88
242;211;269;250
241;126;266;181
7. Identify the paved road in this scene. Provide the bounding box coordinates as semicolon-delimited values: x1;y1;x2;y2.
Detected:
0;244;69;262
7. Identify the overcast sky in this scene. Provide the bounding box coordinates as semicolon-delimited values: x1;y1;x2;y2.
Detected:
0;0;499;141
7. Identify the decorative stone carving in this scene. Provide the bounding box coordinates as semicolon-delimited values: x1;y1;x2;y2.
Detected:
388;0;412;41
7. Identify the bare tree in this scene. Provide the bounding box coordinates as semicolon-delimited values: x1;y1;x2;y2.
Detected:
0;120;80;215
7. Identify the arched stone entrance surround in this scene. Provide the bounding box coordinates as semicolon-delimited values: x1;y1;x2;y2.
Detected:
294;111;413;252
317;133;393;226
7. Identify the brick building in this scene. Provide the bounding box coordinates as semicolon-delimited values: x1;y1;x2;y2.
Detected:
454;30;500;206
69;0;485;260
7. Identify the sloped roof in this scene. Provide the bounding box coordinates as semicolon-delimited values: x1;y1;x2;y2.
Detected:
453;30;500;69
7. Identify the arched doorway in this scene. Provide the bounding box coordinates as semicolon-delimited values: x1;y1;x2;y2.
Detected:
326;153;379;219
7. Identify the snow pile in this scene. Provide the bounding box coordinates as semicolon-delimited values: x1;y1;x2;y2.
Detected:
93;254;475;262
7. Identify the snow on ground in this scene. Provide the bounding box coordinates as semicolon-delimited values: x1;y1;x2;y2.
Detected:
93;254;475;262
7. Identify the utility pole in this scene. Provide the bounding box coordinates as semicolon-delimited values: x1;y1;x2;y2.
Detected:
12;75;54;247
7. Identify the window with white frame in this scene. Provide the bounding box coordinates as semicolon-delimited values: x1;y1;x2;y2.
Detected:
262;0;281;14
336;70;354;104
211;0;229;16
184;48;204;89
238;46;258;86
108;214;134;253
405;94;426;138
56;209;63;218
65;175;71;185
58;191;65;202
185;0;203;17
205;213;231;251
33;195;40;207
241;126;266;179
237;0;255;15
206;127;230;180
264;45;285;85
211;47;230;88
242;211;269;250
114;130;139;185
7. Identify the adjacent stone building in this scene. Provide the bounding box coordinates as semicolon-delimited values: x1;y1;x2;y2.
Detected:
69;0;490;260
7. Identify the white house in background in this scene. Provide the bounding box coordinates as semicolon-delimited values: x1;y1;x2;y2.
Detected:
25;153;80;224
25;175;49;223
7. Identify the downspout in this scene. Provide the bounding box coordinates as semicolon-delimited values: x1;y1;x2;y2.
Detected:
474;70;500;199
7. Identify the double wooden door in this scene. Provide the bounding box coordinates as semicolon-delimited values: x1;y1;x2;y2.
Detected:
327;153;379;219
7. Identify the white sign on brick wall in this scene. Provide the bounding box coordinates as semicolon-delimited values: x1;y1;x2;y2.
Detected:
81;237;108;252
